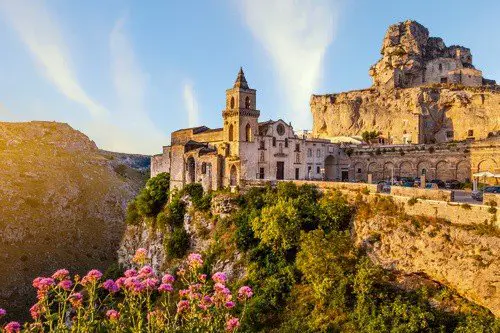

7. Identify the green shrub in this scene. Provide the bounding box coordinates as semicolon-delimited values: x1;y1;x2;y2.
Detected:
407;197;418;206
165;227;190;258
488;206;497;214
125;200;140;225
461;203;472;210
183;183;204;202
135;172;170;216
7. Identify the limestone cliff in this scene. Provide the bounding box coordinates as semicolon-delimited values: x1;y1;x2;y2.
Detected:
355;211;500;317
0;121;147;318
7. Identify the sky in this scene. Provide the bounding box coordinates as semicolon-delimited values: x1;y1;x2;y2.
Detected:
0;0;499;154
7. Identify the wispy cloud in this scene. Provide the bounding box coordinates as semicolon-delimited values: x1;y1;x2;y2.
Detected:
238;0;338;129
182;82;200;127
0;0;106;117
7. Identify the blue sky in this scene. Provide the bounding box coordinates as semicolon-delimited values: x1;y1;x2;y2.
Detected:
0;0;498;154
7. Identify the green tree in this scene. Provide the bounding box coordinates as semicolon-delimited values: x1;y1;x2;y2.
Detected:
362;130;382;144
135;172;170;216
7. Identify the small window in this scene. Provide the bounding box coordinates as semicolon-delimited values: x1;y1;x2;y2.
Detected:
279;143;283;153
440;77;448;83
259;167;265;179
272;137;276;147
245;96;251;109
446;130;454;138
307;148;312;157
260;151;265;162
284;138;288;148
357;168;361;174
316;149;321;158
230;96;235;109
316;166;320;174
421;168;427;176
295;153;300;163
438;63;443;71
201;162;207;174
260;141;265;149
468;129;474;137
295;143;300;152
295;168;299;180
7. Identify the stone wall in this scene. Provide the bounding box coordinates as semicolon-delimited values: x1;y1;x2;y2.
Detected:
390;186;452;201
484;193;500;207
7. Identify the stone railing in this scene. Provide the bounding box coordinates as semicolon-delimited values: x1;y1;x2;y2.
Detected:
289;180;379;193
390;186;452;201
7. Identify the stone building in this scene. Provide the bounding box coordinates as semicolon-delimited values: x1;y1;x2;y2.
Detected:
151;69;345;191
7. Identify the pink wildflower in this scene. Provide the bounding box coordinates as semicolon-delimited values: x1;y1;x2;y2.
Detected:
69;293;83;308
158;283;173;293
225;301;236;309
4;321;21;333
103;279;120;293
81;269;103;285
0;308;6;317
138;265;154;278
132;248;148;264
106;309;120;321
142;278;159;290
212;272;227;284
115;277;126;288
124;269;137;278
161;273;175;284
198;274;207;282
29;304;42;320
179;289;190;298
226;317;240;332
238;286;253;300
57;279;73;291
187;253;203;268
176;300;190;313
177;267;186;276
33;277;55;291
51;269;69;281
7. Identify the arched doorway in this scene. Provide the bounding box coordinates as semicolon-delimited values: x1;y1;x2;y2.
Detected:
324;155;335;180
456;160;469;181
230;165;238;186
383;162;395;181
399;161;413;178
435;160;450;180
367;162;381;182
187;156;195;183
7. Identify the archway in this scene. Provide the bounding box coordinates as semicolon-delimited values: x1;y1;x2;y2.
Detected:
367;162;381;182
399;161;413;178
435;160;450;180
383;162;395;181
245;123;252;142
456;160;469;181
187;156;195;183
417;161;433;179
324;155;335;180
230;165;238;186
477;158;498;173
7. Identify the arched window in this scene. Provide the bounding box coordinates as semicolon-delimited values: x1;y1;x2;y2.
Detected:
284;138;288;148
245;96;251;109
245;123;252;142
201;162;207;174
272;137;276;147
228;124;234;141
230;96;235;109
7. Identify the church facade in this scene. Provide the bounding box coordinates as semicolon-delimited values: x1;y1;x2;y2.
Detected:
151;68;348;191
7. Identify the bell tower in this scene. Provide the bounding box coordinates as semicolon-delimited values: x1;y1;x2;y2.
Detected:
222;67;260;157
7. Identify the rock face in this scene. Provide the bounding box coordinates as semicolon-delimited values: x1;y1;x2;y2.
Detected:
0;121;146;318
311;20;499;144
355;214;500;317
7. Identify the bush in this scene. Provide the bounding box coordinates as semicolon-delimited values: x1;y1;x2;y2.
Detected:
461;203;472;210
165;227;190;258
407;197;418;206
125;200;140;225
135;173;170;217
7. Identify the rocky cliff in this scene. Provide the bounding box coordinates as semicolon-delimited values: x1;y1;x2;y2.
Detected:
355;205;500;317
0;121;147;318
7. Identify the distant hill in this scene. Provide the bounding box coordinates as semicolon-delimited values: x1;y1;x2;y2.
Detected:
0;121;147;318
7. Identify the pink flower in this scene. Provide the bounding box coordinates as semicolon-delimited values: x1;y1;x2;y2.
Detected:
179;289;190;298
142;278;159;290
226;317;240;332
69;293;83;308
102;279;120;293
212;272;227;284
0;308;6;317
198;274;207;282
33;277;55;291
4;321;21;333
138;265;154;278
29;304;42;320
187;253;203;268
238;286;253;300
176;300;190;313
132;248;148;264
177;267;186;276
158;283;173;293
32;277;42;289
225;301;236;309
115;277;126;288
124;269;137;278
51;269;69;281
106;309;120;321
81;269;103;285
161;274;175;284
57;279;73;291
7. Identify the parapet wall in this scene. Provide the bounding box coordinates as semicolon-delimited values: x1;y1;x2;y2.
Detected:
390;186;452;201
286;180;379;193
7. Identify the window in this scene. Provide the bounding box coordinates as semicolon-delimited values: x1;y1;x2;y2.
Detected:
260;151;265;162
446;130;454;138
295;168;299;180
316;149;321;158
284;138;288;148
316;166;321;174
259;141;265;149
421;168;427;176
279;143;283;153
357;168;361;174
259;167;265;179
245;96;251;109
228;124;234;141
295;143;300;152
230;96;235;109
307;148;312;157
468;129;474;137
245;123;252;142
307;166;312;178
201;162;207;174
441;77;448;83
438;63;443;71
272;137;276;147
295;153;300;163
277;124;285;136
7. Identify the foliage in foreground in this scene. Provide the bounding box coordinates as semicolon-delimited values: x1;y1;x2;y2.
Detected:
0;250;252;332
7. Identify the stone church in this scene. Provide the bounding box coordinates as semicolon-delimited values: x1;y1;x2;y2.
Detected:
151;68;346;191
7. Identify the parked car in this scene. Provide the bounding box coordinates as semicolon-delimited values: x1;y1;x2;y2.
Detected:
445;179;461;189
425;183;439;190
430;179;446;189
472;186;500;201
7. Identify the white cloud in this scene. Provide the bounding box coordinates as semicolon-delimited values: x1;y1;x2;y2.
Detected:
238;0;338;129
0;0;106;117
183;82;200;127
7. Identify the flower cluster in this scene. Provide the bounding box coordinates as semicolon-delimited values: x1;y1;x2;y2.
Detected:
1;250;252;332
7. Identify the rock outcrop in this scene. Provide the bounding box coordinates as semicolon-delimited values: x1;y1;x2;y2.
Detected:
0;121;147;318
355;213;500;317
